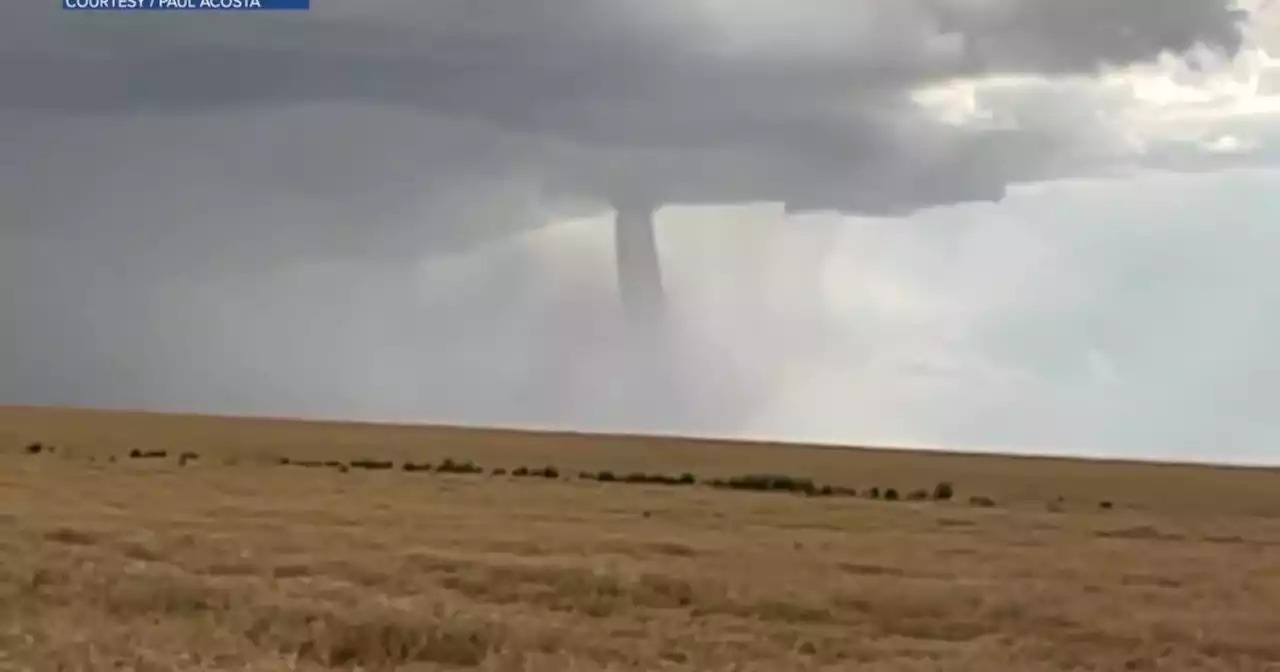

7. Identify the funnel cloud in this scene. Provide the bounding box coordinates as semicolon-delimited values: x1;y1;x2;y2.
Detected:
614;203;665;324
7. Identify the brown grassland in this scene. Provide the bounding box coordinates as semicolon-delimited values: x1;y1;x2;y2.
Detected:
2;405;1280;671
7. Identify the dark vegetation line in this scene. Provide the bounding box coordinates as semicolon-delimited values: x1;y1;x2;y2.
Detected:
18;403;1274;471
16;441;1118;510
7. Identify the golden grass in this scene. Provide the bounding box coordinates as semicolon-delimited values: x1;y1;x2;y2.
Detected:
3;405;1280;671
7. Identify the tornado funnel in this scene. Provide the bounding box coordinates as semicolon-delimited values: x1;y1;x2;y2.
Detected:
614;203;665;322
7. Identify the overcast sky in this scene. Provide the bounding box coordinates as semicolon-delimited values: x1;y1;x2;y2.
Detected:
3;0;1280;464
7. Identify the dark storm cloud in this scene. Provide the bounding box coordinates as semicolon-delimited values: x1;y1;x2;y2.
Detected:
0;0;1251;221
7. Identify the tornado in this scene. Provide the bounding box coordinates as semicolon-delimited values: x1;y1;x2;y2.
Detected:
613;201;665;323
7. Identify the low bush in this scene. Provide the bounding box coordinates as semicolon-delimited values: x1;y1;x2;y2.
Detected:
511;465;558;479
713;473;817;495
437;458;483;475
350;459;394;471
618;472;694;486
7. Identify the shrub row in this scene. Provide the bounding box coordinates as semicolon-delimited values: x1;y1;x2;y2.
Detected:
20;442;1146;510
401;458;484;474
280;458;349;472
509;465;560;479
578;470;697;486
704;475;948;501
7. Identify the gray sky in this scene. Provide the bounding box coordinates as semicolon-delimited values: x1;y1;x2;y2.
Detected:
3;0;1280;464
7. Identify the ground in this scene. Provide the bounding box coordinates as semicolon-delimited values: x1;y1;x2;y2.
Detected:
2;405;1279;671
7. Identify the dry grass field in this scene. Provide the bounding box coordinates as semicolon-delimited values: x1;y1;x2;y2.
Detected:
3;405;1280;671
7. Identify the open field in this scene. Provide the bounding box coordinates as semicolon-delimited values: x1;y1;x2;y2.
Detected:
3;406;1280;670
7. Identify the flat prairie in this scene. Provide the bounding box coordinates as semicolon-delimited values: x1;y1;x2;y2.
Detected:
2;405;1280;671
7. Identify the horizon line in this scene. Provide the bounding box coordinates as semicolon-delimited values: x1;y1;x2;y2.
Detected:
4;403;1277;472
